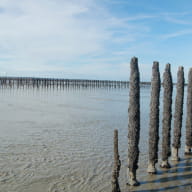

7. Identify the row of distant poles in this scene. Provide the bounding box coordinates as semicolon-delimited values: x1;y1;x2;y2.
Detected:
0;77;131;89
112;57;192;192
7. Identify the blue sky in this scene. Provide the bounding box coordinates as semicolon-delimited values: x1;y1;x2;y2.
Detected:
0;0;192;81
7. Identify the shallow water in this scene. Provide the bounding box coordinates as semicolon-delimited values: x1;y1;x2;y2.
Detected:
0;86;191;192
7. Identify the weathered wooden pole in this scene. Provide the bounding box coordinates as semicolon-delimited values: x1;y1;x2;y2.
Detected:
185;68;192;154
127;57;140;186
112;129;121;192
160;63;173;168
147;62;161;174
172;66;185;160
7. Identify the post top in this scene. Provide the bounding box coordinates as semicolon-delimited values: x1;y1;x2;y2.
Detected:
165;63;171;71
178;66;184;71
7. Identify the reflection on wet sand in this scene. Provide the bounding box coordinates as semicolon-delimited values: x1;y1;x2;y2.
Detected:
126;156;192;192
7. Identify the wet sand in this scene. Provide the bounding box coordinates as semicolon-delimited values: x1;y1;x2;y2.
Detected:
0;87;191;192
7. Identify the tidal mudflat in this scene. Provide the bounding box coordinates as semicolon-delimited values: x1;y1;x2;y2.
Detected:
0;86;191;192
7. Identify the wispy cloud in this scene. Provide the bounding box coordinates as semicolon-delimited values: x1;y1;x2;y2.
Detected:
124;14;157;21
164;17;192;25
160;11;192;25
162;29;192;39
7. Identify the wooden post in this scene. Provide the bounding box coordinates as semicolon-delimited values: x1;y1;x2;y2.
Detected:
112;129;121;192
185;68;192;154
172;66;184;160
147;62;161;174
127;57;140;186
160;64;173;168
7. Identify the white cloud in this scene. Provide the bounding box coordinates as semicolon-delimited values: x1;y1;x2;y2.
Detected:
0;0;113;71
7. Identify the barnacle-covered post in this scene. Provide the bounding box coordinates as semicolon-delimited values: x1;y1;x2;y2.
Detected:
147;62;161;174
185;68;192;154
112;129;121;192
172;66;185;160
160;64;173;168
127;57;140;185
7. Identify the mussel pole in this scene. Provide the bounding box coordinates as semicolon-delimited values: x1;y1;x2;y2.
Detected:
127;57;140;185
172;66;184;160
147;62;161;173
160;64;173;168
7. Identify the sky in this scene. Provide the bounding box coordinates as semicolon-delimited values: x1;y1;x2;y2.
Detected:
0;0;192;81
